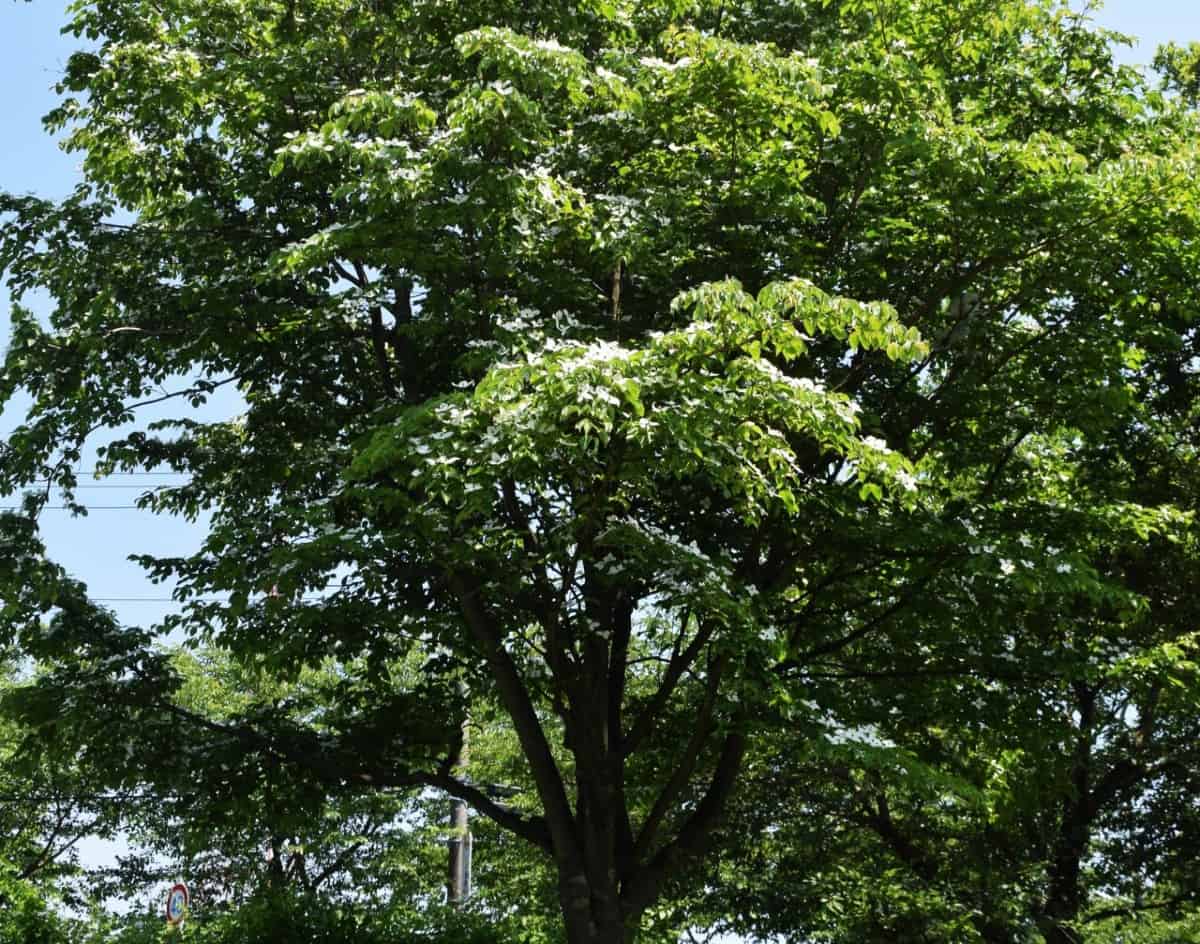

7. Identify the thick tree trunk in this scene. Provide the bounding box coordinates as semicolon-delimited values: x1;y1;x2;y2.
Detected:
556;870;643;944
1036;683;1095;944
562;920;639;944
1040;923;1083;944
1039;845;1087;944
977;920;1018;944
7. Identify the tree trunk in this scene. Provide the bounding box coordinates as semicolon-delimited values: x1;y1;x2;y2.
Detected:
1036;683;1095;944
556;868;643;944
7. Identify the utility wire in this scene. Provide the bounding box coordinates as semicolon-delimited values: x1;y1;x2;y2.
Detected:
90;594;339;603
1;505;161;510
16;476;188;481
15;484;173;490
34;472;190;476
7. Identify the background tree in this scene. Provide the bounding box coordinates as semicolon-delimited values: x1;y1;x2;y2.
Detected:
0;649;121;943
1156;40;1200;104
91;647;450;914
674;152;1200;942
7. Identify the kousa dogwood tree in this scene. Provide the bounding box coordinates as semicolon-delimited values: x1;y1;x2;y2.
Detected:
2;1;1199;942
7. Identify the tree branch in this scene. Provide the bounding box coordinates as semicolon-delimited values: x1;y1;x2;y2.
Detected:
353;260;397;398
422;772;552;852
447;570;582;866
632;649;729;862
781;568;940;668
1083;895;1199;925
623;609;711;756
625;725;747;914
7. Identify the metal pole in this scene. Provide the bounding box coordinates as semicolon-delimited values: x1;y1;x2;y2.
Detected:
447;703;471;905
448;794;472;904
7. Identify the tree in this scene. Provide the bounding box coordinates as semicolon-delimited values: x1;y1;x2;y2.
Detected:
94;647;445;914
2;1;1199;943
668;46;1200;935
0;651;117;943
1156;40;1200;106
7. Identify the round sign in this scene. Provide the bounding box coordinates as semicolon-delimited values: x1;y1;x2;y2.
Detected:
166;883;189;925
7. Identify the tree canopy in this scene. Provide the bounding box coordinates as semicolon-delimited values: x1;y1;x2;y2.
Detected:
1;1;1199;942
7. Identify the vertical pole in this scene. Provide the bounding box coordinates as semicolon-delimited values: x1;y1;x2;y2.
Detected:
447;695;471;905
448;794;471;905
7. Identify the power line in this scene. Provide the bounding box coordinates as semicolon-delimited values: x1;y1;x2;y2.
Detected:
91;594;338;603
19;484;173;490
19;473;190;478
1;505;157;510
92;597;223;603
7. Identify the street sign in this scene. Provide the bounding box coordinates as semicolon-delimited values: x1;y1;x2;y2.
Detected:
166;883;189;926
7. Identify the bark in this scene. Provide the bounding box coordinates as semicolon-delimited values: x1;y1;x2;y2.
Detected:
1036;682;1096;944
1039;920;1084;944
557;899;642;944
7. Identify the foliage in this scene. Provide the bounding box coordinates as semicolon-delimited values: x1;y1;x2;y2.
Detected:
1156;41;1200;105
74;890;523;944
103;647;447;911
0;869;74;944
0;653;126;940
1;0;1199;942
1088;912;1200;944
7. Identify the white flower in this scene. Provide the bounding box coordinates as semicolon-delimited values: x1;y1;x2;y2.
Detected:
1056;562;1072;574
999;559;1016;576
